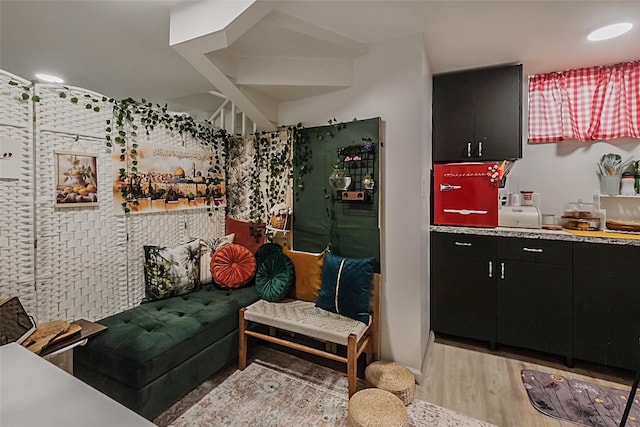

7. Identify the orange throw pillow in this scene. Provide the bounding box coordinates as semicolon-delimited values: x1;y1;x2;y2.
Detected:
283;245;325;302
211;244;256;289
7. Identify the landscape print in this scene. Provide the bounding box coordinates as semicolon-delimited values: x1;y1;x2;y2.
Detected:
113;142;225;214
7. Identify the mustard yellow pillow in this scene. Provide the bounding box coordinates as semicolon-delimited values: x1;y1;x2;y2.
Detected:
283;246;325;302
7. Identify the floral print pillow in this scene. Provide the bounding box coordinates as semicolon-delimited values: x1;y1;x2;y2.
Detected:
143;239;201;302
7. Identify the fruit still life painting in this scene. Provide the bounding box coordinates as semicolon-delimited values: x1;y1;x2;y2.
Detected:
54;151;98;207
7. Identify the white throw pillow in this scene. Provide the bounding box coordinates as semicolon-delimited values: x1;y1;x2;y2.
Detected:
200;233;235;284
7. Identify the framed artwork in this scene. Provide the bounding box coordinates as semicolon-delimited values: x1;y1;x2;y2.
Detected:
112;142;225;215
54;150;98;207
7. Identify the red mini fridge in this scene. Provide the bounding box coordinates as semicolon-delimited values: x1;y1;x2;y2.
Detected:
433;162;502;227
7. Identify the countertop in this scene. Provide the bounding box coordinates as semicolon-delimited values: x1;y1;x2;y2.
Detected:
430;225;640;246
0;343;155;427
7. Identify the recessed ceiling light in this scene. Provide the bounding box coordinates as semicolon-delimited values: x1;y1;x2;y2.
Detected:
587;23;633;41
35;73;64;83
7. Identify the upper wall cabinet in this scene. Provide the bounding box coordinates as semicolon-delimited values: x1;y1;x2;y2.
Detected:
433;64;522;163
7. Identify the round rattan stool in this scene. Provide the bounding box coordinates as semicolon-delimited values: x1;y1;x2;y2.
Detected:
365;360;415;405
347;388;408;427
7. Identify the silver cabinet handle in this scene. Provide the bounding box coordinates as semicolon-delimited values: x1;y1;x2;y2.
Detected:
488;261;493;278
467;142;472;157
478;141;483;157
454;242;472;247
522;247;543;253
500;262;505;279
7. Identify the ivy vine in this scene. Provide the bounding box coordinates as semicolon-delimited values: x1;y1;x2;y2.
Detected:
6;78;304;226
106;99;230;214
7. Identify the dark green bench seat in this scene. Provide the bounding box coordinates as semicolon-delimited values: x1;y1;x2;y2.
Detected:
74;284;259;419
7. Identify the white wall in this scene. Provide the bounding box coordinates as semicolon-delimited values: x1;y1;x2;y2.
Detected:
279;33;431;381
169;0;255;46
509;76;640;217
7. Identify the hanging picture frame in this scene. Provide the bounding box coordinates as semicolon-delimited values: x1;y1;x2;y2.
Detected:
54;150;98;208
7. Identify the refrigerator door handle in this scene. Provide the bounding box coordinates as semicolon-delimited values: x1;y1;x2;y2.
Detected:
444;209;488;215
439;184;462;191
478;141;483;157
467;142;472;157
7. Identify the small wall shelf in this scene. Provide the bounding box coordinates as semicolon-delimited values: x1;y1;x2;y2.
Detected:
334;144;376;203
598;194;640;199
593;192;640;226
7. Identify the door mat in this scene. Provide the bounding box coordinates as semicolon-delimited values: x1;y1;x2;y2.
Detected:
521;369;639;427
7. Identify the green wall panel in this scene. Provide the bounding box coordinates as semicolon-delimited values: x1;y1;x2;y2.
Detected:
293;117;381;270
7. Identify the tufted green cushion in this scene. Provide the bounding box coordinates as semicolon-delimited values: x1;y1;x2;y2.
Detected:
74;284;259;389
316;251;375;324
254;242;283;266
255;252;295;302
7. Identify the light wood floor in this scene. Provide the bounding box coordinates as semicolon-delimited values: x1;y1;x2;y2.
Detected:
416;335;636;427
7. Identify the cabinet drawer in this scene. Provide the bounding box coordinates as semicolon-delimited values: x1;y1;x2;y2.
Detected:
431;232;496;257
497;238;572;265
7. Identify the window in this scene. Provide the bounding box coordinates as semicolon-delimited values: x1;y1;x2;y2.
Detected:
528;60;640;143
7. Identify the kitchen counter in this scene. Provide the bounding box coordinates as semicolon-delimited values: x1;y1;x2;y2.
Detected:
430;225;640;246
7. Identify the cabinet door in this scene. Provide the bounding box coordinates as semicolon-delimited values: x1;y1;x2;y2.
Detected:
432;71;475;162
497;260;572;357
433;65;522;163
431;233;497;344
573;243;640;370
474;65;522;160
497;238;572;357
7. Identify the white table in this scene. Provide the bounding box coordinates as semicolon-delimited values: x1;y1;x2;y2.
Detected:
0;343;155;427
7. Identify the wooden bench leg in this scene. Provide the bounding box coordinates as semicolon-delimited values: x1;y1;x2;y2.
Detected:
347;333;357;397
365;333;373;365
239;308;247;370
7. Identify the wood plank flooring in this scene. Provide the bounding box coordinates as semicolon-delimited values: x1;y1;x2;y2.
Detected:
417;335;636;426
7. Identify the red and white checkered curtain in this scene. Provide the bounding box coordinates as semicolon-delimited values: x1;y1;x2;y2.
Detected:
528;60;640;143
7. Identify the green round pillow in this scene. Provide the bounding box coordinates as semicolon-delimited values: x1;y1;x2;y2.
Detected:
254;242;283;266
255;252;295;302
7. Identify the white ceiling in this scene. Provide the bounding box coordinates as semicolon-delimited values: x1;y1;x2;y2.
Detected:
1;0;639;121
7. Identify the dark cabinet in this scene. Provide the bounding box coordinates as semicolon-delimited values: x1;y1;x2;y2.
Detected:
433;64;522;163
430;233;497;344
573;242;640;371
496;238;573;358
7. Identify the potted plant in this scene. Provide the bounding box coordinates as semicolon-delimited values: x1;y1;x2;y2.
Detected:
328;159;351;191
362;171;375;190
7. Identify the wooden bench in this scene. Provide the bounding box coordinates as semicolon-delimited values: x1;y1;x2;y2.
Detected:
239;273;380;397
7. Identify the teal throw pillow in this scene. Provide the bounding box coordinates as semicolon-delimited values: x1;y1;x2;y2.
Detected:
255;242;283;266
255;252;295;302
316;252;375;324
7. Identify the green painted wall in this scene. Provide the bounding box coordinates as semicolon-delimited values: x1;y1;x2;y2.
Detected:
293;118;381;270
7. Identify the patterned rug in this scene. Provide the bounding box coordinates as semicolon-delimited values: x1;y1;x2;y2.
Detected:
155;347;495;427
522;369;639;427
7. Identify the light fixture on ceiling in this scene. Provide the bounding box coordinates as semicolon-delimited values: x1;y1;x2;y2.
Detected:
587;22;633;41
35;73;64;83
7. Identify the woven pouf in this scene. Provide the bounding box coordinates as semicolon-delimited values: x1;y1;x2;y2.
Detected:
364;360;415;405
347;388;408;427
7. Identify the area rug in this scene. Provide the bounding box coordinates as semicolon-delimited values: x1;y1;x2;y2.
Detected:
160;348;495;427
522;369;639;427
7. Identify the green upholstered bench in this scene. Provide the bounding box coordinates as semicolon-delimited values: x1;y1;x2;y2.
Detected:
74;284;259;419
